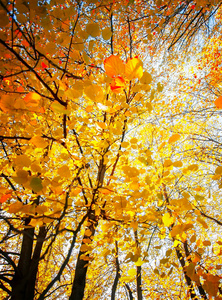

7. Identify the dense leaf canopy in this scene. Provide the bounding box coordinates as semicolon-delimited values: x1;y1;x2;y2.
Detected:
1;0;222;299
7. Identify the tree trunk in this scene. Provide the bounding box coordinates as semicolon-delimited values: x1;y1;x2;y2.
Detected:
69;210;98;300
125;283;134;300
25;226;47;299
11;225;47;300
11;226;34;300
175;247;197;299
183;241;207;300
136;266;142;300
111;241;120;300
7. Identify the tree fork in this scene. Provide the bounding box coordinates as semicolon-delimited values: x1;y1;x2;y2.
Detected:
11;224;34;300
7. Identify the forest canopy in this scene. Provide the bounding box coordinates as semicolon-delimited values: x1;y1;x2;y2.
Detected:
1;0;222;299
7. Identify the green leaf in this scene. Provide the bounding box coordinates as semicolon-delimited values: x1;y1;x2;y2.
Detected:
30;177;43;193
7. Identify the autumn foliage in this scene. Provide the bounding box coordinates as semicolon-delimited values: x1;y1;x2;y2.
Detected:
1;0;222;299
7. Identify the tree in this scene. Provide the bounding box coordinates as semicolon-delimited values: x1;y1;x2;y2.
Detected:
0;0;222;299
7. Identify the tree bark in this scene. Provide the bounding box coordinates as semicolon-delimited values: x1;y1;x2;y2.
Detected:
11;226;34;300
69;210;98;300
25;226;47;300
183;241;207;300
10;225;47;300
134;230;143;300
125;283;134;300
136;266;142;300
111;241;120;300
175;247;197;299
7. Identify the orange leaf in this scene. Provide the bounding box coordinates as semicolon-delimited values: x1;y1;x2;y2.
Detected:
110;76;125;93
24;92;41;107
214;96;222;108
0;193;11;203
168;134;181;144
104;55;125;78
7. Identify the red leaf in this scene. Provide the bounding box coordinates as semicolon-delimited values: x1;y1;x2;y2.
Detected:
41;62;48;69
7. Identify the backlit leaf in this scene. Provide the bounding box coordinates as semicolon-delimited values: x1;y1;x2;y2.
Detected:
104;55;125;78
30;136;48;148
24;92;41;107
0;193;11;203
128;268;137;276
110;76;125;93
162;213;174;227
214;96;222;108
215;166;222;174
84;85;103;101
125;57;143;80
168;134;181;144
57;165;71;178
51;101;70;114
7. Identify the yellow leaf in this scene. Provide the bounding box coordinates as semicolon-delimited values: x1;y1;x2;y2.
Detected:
30;136;48;148
70;187;81;196
99;188;112;195
170;225;183;237
135;257;144;266
197;216;208;229
14;155;31;167
81;244;92;252
168;134;181;144
130;137;138;144
188;164;198;171
163;159;172;168
173;161;183;167
8;202;23;214
29;218;44;227
128;268;137;276
104;55;125;78
121;141;129;148
96;122;107;129
102;28;112;40
173;240;181;247
140;71;152;84
85;229;92;236
12;170;29;184
162;212;174;227
84;85;103;102
86;23;100;37
125;57;143;80
214;96;222;109
215;166;222;174
57;165;71;178
51;101;70;114
31;163;42;173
